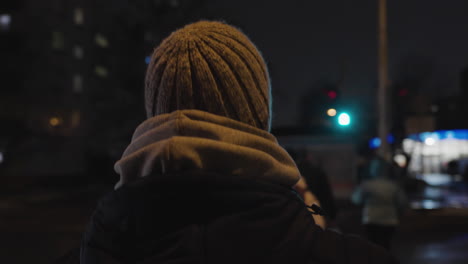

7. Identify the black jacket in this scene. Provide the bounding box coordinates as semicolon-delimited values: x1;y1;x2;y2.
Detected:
80;171;398;264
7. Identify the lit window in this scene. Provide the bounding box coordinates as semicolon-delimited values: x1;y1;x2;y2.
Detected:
95;33;109;48
95;65;108;77
73;45;83;59
71;111;81;127
74;8;84;25
49;117;61;127
0;14;11;31
52;31;64;49
73;74;83;93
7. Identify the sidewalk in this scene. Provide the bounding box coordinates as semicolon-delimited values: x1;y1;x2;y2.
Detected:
410;173;468;209
0;178;112;264
385;173;468;263
393;208;468;264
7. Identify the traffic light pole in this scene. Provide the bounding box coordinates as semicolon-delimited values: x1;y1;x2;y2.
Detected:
377;0;390;160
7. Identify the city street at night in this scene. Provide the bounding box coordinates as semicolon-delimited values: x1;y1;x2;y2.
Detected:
2;0;468;263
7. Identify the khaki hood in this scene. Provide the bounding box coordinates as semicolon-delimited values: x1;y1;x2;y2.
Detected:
114;110;300;189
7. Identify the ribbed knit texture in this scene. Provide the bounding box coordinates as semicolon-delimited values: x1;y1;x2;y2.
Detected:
145;21;272;131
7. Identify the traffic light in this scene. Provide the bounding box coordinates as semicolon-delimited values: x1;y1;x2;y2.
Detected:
337;112;351;126
324;89;338;100
397;89;408;97
327;90;337;99
321;88;352;128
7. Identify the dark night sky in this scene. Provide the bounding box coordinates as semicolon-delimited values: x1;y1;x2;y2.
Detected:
197;0;468;126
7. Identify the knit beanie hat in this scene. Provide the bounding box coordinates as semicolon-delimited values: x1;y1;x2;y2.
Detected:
145;21;272;131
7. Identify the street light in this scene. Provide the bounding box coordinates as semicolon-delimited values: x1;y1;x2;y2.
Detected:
327;108;337;117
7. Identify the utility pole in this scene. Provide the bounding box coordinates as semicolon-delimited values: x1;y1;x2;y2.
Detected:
377;0;390;160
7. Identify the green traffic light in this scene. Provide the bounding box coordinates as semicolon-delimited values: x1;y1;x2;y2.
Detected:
338;112;351;126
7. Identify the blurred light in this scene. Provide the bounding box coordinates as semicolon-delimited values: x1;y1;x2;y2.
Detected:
422;173;452;186
73;74;83;93
370;135;394;149
421;199;441;210
410;199;442;210
431;104;439;113
49;117;61;127
446;130;455;139
0;14;11;25
145;56;151;64
95;65;108;77
74;8;84;25
337;113;350;126
420;132;439;142
425;137;436;146
95;33;109;48
393;154;407;168
71;111;81;128
51;31;64;49
387;134;395;144
369;137;381;149
327;108;337;117
0;152;3;164
407;130;468;141
402;138;414;153
327;90;337;99
73;45;83;59
424;186;442;198
0;14;11;31
398;89;408;97
404;130;468;176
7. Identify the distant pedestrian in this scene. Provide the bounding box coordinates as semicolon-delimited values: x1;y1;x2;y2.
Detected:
80;21;398;263
352;155;408;249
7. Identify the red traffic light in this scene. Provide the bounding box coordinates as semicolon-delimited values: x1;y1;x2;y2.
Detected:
327;90;337;99
398;89;408;97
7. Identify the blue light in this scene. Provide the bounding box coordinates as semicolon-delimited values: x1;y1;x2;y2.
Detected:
420;132;439;142
408;129;468;142
369;137;381;149
145;56;151;64
445;130;455;139
387;134;395;144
